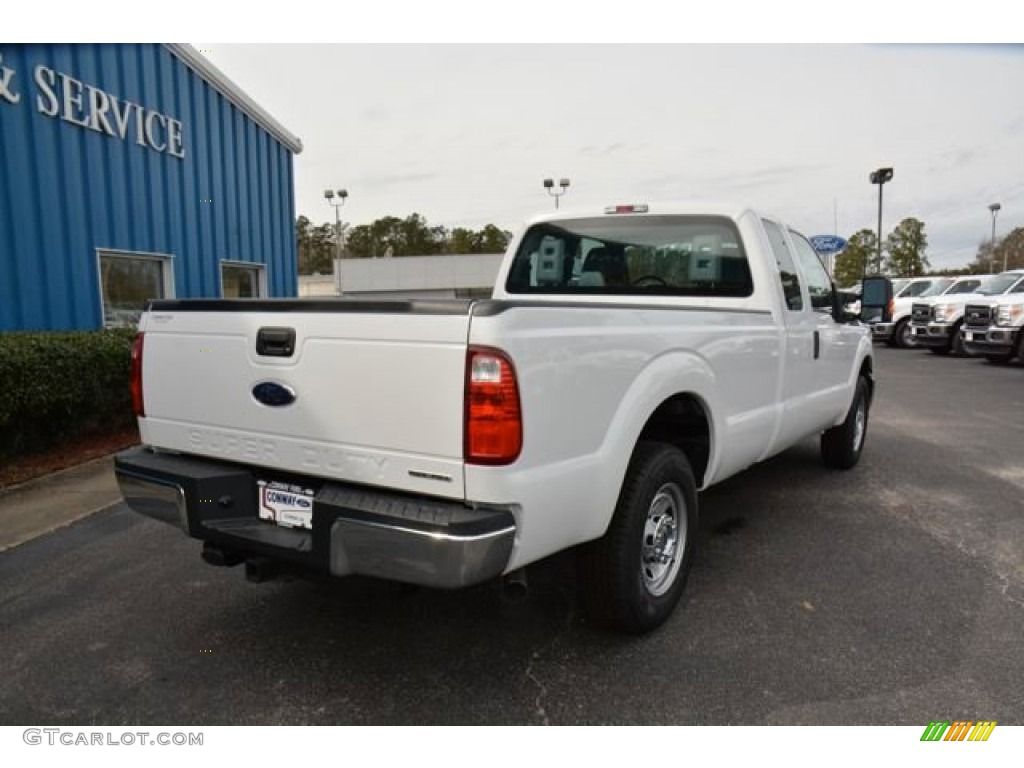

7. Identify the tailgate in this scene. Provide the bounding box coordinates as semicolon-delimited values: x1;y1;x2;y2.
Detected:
137;300;472;500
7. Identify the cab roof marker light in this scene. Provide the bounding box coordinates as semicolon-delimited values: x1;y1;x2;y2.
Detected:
604;204;650;214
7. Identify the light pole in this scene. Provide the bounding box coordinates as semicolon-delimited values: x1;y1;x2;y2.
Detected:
543;177;570;209
324;188;348;294
988;202;1002;272
869;167;893;276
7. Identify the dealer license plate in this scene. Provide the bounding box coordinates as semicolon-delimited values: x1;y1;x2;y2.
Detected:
257;479;315;530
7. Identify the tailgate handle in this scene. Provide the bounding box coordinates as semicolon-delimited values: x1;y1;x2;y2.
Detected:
256;327;296;357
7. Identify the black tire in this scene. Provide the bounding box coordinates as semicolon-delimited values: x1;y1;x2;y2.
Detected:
577;441;698;634
892;318;917;349
985;354;1012;365
950;321;966;356
821;376;870;470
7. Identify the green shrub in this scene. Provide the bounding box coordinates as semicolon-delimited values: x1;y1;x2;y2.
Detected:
0;329;137;457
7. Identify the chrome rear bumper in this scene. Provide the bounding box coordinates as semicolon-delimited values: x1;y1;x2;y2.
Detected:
114;447;515;590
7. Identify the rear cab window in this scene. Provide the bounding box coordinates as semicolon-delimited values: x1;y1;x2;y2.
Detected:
504;215;753;298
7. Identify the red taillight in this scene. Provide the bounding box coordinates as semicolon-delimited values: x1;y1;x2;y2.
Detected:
887;298;895;318
131;332;145;417
465;346;522;465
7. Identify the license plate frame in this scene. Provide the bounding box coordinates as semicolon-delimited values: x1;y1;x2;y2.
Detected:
257;479;315;530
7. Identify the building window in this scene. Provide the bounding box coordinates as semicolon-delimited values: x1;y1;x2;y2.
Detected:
221;262;265;298
97;250;174;327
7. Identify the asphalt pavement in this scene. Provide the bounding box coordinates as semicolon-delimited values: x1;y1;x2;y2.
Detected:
1;346;1022;725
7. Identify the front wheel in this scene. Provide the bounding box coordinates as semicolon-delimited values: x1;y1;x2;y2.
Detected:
893;318;917;349
950;322;966;356
577;442;698;634
821;376;870;469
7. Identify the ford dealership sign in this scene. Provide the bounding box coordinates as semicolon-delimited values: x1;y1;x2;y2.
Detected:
810;235;848;255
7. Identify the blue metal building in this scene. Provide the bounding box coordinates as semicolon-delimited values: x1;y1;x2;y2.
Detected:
0;43;302;331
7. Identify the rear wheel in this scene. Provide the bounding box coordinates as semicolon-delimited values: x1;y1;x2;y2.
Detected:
821;376;870;470
578;442;698;634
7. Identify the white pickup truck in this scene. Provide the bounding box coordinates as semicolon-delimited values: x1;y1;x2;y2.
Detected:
911;270;1024;355
871;275;989;348
115;203;884;633
961;279;1024;363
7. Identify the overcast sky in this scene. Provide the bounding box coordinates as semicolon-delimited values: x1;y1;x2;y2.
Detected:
203;44;1024;269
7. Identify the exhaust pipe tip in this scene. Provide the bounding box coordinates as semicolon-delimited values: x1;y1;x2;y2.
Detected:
500;568;529;603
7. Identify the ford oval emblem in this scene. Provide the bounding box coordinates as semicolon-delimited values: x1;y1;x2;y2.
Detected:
252;381;297;407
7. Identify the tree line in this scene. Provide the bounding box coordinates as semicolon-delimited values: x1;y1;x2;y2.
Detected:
297;213;512;275
833;218;1024;287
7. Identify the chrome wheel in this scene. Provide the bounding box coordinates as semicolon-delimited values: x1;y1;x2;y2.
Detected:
899;321;917;348
853;398;866;452
641;483;687;597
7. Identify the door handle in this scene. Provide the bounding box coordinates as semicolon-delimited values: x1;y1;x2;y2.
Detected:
813;330;820;359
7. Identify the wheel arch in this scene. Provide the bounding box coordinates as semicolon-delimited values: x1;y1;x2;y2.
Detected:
635;393;712;490
587;351;721;541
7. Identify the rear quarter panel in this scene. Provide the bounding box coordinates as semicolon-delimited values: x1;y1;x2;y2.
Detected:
466;303;782;569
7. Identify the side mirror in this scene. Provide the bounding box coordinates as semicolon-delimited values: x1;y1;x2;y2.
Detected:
835;290;860;323
860;276;893;323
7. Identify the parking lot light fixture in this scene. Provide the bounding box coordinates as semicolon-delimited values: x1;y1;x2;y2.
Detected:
325;188;349;293
869;167;893;277
543;177;570;209
989;203;1002;271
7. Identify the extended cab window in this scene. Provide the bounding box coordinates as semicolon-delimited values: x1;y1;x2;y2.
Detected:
790;231;836;311
504;215;753;297
762;220;803;311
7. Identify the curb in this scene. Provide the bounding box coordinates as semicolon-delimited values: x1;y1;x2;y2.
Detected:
0;452;128;552
0;453;119;499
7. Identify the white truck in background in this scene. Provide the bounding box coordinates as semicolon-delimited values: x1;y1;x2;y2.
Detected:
961;282;1024;364
871;275;990;348
911;270;1024;356
115;203;886;634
